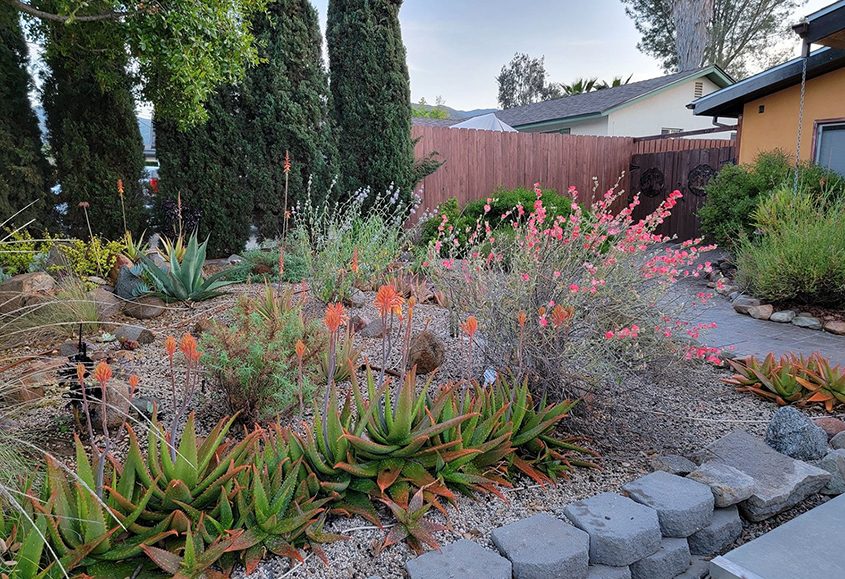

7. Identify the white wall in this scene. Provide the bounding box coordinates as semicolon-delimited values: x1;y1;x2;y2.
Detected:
607;77;733;139
518;116;609;135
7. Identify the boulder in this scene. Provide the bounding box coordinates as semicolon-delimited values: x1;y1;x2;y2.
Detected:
824;321;845;336
113;324;155;346
0;272;56;314
687;461;756;507
192;317;214;336
124;296;166;320
831;431;845;450
109;254;133;285
792;315;822;330
408;330;445;374
89;286;123;320
747;304;774;320
698;431;831;521
770;310;797;323
114;266;147;300
90;379;133;432
765;407;828;461
813;417;845;439
732;297;761;315
349;314;370;334
359;318;387;338
817;450;845;495
345;288;368;308
587;566;631;579
621;472;714;537
649;454;697;476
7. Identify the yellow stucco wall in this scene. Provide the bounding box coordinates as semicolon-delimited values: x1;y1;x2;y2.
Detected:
739;67;845;164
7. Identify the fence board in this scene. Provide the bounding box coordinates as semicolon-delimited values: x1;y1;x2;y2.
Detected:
411;126;735;220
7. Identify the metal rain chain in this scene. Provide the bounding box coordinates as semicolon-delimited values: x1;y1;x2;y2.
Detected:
793;51;809;194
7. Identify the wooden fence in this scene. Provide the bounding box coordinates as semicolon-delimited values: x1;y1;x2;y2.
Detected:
411;125;735;216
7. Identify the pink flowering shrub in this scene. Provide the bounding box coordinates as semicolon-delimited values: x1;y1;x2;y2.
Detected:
425;183;719;399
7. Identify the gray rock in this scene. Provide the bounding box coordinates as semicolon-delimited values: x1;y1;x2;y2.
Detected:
123;296;166;320
113;324;155;345
621;471;714;537
747;304;774;320
687;506;742;555
792;315;823;330
728;291;740;301
649;454;697;476
629;538;690;579
765;407;828;461
676;556;710;579
227;254;244;265
770;310;797;323
587;565;631;579
688;461;756;507
345;288;368;308
408;330;446;374
491;513;589;579
732;297;761;315
114;266;147;300
825;320;845;335
405;539;511;579
562;492;661;567
817;449;845;495
359;317;386;338
88;286;123;320
832;431;845;450
698;431;831;521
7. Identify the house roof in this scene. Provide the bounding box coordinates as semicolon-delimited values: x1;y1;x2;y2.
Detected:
496;66;733;129
691;47;845;118
411;117;460;128
793;0;845;50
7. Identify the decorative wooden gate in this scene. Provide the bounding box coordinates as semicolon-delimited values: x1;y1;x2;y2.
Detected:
628;145;736;241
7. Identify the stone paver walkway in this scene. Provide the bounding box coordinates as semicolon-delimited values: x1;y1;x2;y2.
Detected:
673;279;845;366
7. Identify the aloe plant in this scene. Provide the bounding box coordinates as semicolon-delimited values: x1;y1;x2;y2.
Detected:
1;497;49;579
139;231;236;302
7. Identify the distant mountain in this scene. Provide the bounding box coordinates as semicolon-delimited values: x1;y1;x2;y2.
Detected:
413;103;497;120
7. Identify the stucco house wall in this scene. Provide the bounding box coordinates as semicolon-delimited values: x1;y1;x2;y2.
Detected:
738;67;845;164
608;77;730;138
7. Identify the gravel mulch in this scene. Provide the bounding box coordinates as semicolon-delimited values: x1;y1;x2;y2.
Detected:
1;281;828;579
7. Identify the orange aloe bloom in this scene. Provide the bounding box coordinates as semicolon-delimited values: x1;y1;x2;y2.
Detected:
374;284;403;318
76;362;86;384
283;150;291;174
517;310;527;328
93;361;112;385
165;335;177;359
295;339;306;360
117;179;124;197
551;304;574;328
324;302;347;334
180;333;200;363
350;247;360;275
128;374;140;395
460;315;479;338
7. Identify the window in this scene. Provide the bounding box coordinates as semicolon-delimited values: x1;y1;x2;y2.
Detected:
815;122;845;177
694;81;704;98
558;127;571;135
661;128;682;135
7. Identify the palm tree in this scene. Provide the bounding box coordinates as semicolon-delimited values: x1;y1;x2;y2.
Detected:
560;74;633;95
596;74;634;90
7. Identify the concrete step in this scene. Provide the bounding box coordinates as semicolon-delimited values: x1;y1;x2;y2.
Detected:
710;494;845;579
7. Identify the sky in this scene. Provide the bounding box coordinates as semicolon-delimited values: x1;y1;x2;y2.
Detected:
310;0;832;111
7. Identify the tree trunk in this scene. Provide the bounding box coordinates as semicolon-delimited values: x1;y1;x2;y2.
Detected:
671;0;715;70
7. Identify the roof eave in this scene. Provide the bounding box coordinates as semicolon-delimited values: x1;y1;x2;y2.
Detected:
511;111;605;130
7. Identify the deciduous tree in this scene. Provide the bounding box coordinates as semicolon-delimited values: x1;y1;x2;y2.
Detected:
497;53;562;109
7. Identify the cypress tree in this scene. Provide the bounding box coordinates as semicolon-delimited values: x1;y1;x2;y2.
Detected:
244;0;337;239
327;0;415;198
41;6;145;240
0;4;52;225
155;87;254;258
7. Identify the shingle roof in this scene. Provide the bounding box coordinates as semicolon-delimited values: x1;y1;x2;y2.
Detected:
411;117;461;128
497;67;729;128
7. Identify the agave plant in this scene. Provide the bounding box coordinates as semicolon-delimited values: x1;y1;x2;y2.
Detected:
139;231;236;302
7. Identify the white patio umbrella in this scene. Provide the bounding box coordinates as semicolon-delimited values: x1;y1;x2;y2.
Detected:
450;113;517;132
